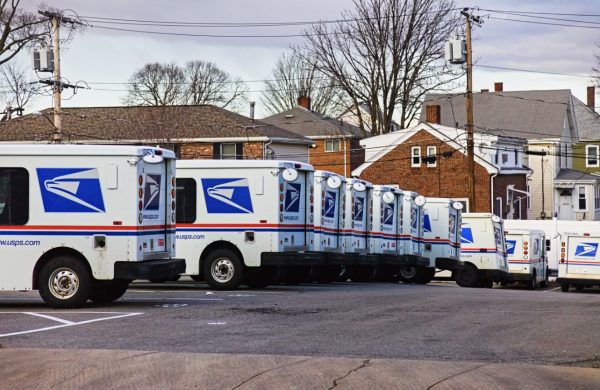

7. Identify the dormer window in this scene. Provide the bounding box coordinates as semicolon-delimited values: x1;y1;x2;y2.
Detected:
586;145;599;167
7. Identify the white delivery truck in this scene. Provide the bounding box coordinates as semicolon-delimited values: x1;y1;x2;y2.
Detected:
0;144;185;308
456;213;510;288
342;178;378;282
175;160;322;290
312;170;346;282
504;229;549;289
557;232;600;292
369;185;405;281
422;198;463;274
395;191;431;284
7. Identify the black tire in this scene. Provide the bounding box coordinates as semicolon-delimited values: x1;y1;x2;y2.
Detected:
480;279;493;289
397;266;418;284
244;267;275;289
455;265;479;288
560;283;570;292
89;279;130;304
414;267;436;285
38;255;91;308
190;274;204;282
349;265;376;283
203;248;243;290
540;272;548;289
500;281;508;287
527;270;537;290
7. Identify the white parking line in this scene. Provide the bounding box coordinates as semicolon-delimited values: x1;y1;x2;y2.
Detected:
0;312;142;338
546;287;561;292
24;312;74;325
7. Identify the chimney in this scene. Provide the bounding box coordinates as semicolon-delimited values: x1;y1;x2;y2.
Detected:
494;82;503;92
297;90;311;111
587;86;595;111
249;101;255;121
425;104;441;124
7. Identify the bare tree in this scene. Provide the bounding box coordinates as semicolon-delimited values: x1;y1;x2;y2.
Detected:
184;60;247;111
302;0;461;134
0;60;36;114
261;50;348;117
0;0;49;66
123;62;186;106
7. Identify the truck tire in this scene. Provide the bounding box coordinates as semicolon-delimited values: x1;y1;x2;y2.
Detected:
527;270;537;290
540;273;548;289
455;265;478;288
203;249;243;290
38;256;91;308
397;266;418;284
89;279;130;304
414;267;436;285
560;283;570;292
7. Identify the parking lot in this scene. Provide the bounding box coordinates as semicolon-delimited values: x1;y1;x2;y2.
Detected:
1;279;600;388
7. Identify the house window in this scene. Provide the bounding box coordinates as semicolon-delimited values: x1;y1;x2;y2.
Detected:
220;143;237;160
501;153;509;164
426;146;437;167
578;186;587;211
494;197;502;217
325;139;341;152
0;168;29;225
586;145;599;167
411;146;421;167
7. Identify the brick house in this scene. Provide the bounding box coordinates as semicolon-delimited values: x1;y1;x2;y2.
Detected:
353;118;531;219
262;95;365;177
422;83;600;221
0;105;314;161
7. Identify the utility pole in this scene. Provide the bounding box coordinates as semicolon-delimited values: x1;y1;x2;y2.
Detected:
38;10;80;143
461;8;481;212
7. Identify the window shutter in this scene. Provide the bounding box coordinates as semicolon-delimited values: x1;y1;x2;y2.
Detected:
236;143;244;160
213;143;221;159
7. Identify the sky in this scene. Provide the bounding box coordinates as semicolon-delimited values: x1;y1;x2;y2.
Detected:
15;0;600;118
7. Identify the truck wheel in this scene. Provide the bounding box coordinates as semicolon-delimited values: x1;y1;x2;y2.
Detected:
560;283;570;292
540;275;548;289
38;256;91;308
414;267;435;285
89;280;130;304
397;267;418;284
527;271;537;290
455;265;478;288
203;249;243;290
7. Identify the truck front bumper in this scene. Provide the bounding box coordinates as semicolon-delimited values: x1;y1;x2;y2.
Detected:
261;251;325;266
114;258;185;280
435;257;462;271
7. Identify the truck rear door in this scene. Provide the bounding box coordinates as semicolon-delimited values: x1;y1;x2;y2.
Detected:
506;235;524;272
139;159;168;258
281;168;307;248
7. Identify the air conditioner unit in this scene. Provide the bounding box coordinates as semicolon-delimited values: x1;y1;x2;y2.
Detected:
32;48;54;72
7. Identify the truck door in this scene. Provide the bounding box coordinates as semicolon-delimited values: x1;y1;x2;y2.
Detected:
139;160;168;257
506;235;523;272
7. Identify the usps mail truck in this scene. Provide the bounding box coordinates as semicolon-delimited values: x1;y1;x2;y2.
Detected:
557;233;600;292
342;178;377;282
395;191;431;284
504;229;549;289
369;185;404;280
456;213;509;288
312;170;346;282
422;198;463;273
175;160;322;290
0;144;185;308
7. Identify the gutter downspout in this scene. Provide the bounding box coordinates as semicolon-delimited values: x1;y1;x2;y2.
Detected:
490;172;498;215
263;139;273;160
344;138;348;177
